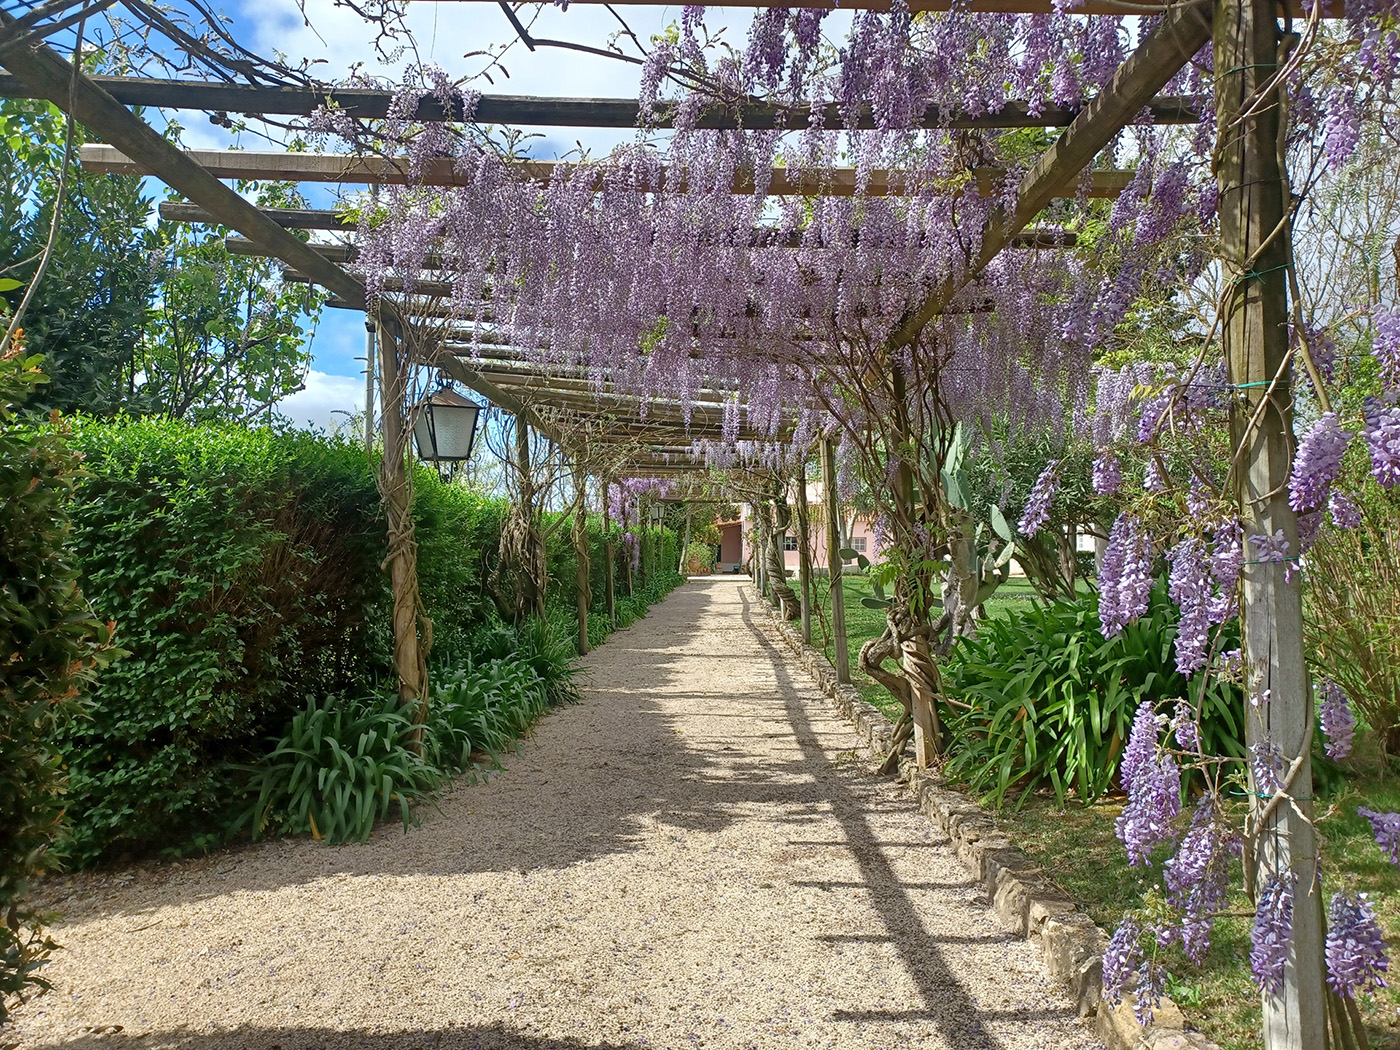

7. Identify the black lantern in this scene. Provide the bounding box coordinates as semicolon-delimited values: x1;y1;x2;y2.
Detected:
412;388;481;465
649;503;664;523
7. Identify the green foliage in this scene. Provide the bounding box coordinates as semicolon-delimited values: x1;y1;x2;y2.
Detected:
1306;482;1400;752
941;584;1244;808
684;539;717;571
0;97;156;417
56;419;389;864
0;352;114;1022
240;653;559;846
238;692;443;844
0;96;322;422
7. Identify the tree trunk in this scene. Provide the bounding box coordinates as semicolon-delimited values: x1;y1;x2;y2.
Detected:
573;466;591;656
795;462;814;645
821;437;851;684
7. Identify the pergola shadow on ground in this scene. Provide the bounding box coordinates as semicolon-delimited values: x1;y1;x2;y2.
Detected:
18;580;1091;1050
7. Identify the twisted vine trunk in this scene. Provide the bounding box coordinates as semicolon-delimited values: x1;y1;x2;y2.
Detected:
375;318;429;745
765;490;800;621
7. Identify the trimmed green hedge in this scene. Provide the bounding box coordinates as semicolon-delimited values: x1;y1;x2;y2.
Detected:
52;418;675;864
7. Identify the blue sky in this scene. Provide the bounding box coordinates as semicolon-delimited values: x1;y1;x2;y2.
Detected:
141;0;759;429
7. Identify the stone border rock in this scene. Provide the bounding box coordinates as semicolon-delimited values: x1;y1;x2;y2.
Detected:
748;587;1220;1050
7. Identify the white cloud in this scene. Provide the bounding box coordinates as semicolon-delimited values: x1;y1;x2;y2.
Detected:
276;369;366;433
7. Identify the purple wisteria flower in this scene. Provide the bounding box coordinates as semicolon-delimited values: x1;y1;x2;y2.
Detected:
1357;808;1400;865
1363;402;1400;487
1116;750;1182;866
1375;307;1400;391
1102;918;1143;1006
1172;700;1200;751
1248;530;1297;582
1318;677;1356;759
1121;701;1165;794
1289;412;1352;512
1018;459;1061;538
1163;798;1238;962
1330;489;1363;529
1100;514;1154;638
1144;458;1168;493
1252;739;1287;795
1326;892;1389;997
1093;452;1122;496
1250;877;1295;995
1167;536;1213;674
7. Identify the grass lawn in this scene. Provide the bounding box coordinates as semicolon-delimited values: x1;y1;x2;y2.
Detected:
802;572;1078;720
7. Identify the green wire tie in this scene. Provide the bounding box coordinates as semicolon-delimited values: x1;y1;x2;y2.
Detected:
1222;62;1279;74
1228;263;1288;285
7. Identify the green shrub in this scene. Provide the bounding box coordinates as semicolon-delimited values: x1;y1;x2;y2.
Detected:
941;584;1244;808
238;692;444;844
241;654;557;846
1;353;114;1020
56;419;389;863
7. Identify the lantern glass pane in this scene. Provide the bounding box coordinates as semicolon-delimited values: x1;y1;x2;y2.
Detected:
427;404;479;460
411;412;436;460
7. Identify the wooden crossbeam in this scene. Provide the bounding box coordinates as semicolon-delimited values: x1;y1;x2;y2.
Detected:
0;72;1205;129
82;144;1135;199
889;0;1213;348
444;0;1321;14
222;228;1077;261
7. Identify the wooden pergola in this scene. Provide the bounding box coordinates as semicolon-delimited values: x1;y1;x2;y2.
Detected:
0;0;1325;1040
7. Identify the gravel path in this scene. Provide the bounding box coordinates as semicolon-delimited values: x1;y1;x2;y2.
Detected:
9;578;1098;1050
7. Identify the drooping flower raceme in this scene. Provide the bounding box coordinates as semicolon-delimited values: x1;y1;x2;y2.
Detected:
1330;489;1363;529
1363;402;1400;488
1018;459;1061;538
1116;714;1182;867
1288;412;1351;512
1093;452;1122;496
1326;892;1389;997
1099;514;1154;638
1357;808;1400;866
1318;677;1356;759
1162;798;1238;962
1374;306;1400;391
1250;878;1295;995
1102;917;1144;1008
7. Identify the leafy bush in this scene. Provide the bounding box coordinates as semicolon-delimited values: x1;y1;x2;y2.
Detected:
1305;484;1400;753
0;353;114;1021
941;584;1244;808
239;692;444;844
56;420;388;863
241;654;557;846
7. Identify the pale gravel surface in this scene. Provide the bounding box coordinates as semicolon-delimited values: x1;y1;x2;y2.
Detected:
9;577;1100;1050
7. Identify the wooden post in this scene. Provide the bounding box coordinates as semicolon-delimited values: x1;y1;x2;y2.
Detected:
603;478;617;625
514;414;546;621
1216;2;1325;1046
363;318;376;452
573;464;591;656
375;317;428;731
795;460;814;646
821;438;851;685
678;504;692;574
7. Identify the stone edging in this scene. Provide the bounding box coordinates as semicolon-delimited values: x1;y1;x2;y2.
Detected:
747;587;1220;1050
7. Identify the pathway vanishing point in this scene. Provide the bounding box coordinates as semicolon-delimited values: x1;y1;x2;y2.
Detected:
11;578;1100;1050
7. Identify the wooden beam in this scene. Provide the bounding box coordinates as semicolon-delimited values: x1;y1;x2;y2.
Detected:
82;143;1136;199
224;227;1078;259
443;0;1319;13
0;73;1207;129
888;0;1212;349
163;201;352;230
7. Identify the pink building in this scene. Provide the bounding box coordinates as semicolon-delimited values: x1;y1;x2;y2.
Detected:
714;481;886;575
